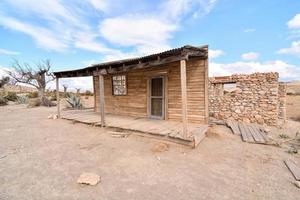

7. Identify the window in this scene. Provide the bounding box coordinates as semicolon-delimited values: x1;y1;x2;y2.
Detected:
223;83;237;95
112;75;127;95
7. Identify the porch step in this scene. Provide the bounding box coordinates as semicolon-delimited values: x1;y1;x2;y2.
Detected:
192;125;208;147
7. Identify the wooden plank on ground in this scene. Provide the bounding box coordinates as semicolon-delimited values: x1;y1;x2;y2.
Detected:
285;159;300;181
249;125;266;143
226;119;241;135
239;122;254;143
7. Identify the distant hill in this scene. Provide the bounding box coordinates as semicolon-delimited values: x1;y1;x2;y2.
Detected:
287;81;300;95
3;84;37;93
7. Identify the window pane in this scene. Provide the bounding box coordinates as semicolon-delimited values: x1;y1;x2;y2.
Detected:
151;78;163;96
151;98;162;116
112;75;126;95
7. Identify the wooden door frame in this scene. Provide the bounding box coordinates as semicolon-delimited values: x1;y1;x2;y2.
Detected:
147;76;166;120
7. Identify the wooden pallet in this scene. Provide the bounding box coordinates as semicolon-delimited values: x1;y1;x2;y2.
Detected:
226;119;269;144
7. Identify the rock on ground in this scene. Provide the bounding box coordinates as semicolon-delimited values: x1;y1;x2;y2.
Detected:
77;172;101;186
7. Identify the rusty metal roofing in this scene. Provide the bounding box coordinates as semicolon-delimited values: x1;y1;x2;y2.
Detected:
53;44;208;77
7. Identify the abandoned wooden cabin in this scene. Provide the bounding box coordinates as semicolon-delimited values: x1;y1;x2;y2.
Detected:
53;45;209;147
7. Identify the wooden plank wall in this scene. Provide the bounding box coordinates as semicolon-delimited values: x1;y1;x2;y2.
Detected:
93;57;207;124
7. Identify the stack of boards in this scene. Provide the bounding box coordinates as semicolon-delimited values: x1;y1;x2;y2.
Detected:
226;119;269;144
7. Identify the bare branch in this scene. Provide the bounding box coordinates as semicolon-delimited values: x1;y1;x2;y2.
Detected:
8;59;54;97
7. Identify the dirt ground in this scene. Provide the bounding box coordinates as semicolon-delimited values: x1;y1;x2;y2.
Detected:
0;105;300;200
287;95;300;121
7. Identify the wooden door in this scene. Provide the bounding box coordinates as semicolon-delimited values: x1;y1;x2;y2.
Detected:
149;77;164;119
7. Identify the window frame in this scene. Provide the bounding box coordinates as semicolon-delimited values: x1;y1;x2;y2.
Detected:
111;74;127;96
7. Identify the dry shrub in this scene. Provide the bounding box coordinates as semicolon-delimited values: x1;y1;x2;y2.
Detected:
27;91;38;98
4;92;18;101
41;96;56;107
0;96;8;106
27;98;41;107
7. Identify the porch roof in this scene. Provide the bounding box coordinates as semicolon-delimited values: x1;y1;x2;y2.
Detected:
54;45;208;78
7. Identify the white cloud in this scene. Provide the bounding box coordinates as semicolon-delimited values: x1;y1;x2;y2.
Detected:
288;14;300;29
243;28;256;33
160;0;217;21
0;15;69;51
210;60;300;81
277;41;300;57
241;52;260;61
0;0;218;58
100;16;177;55
209;49;224;59
87;0;108;12
0;48;20;55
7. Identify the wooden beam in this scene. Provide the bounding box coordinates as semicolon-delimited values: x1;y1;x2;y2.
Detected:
204;58;209;123
56;78;60;118
99;75;105;126
180;59;188;139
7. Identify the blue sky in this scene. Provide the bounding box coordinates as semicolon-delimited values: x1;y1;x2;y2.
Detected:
0;0;300;89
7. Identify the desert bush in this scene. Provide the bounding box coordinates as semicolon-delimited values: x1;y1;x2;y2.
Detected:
0;96;8;106
17;95;29;104
47;91;57;101
41;96;56;107
291;116;300;122
85;90;93;96
27;91;38;98
288;147;298;154
66;94;82;109
50;94;57;101
28;98;41;107
64;92;72;98
4;92;18;101
279;133;289;139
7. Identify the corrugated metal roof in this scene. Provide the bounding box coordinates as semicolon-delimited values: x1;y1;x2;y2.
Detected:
53;44;208;77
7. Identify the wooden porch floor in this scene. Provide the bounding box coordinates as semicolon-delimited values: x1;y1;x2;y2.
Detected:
61;109;208;147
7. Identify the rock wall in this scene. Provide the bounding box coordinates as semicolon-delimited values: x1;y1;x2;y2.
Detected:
209;72;286;126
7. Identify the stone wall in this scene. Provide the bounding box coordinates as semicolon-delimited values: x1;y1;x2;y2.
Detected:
209;72;286;126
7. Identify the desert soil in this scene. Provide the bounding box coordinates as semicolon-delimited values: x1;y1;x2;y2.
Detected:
287;95;300;121
0;105;300;200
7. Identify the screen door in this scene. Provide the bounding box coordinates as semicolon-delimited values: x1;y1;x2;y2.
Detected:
150;77;164;119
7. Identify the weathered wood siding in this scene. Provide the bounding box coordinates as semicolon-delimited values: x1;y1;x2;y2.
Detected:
94;57;208;124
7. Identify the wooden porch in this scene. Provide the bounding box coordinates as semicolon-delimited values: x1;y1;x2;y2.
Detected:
61;109;208;147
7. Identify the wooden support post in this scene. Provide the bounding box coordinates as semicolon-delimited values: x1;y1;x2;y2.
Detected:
180;59;188;139
204;58;209;123
99;75;105;126
56;77;60;118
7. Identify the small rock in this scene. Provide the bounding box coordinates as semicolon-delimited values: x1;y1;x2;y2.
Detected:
77;172;101;186
110;131;130;138
151;143;169;153
294;181;300;189
48;114;58;119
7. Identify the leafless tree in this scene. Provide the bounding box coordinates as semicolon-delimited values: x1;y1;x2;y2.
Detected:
63;84;68;94
0;76;10;89
8;59;55;99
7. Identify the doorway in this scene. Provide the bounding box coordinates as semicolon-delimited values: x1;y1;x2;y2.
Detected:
149;77;164;119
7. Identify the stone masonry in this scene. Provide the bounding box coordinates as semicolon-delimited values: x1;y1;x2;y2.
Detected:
209;72;286;126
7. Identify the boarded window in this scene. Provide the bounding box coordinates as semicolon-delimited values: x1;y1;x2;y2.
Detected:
112;75;127;95
223;83;237;95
